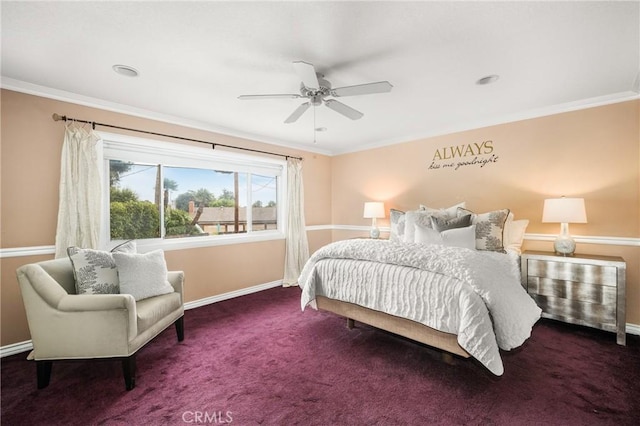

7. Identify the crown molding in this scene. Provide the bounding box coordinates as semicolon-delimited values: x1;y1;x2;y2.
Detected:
3;77;637;158
0;77;333;157
332;91;640;155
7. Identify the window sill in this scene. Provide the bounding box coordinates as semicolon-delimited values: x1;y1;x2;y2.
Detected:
117;231;286;253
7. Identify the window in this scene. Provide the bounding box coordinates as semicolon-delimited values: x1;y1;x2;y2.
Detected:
109;162;161;239
102;132;286;248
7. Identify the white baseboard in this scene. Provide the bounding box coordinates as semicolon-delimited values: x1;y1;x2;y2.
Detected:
0;340;33;358
183;279;283;310
626;323;640;336
1;279;285;358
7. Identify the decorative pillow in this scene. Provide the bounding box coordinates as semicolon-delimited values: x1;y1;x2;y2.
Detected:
430;214;472;232
404;208;454;243
440;225;477;250
458;207;510;252
403;210;418;243
111;240;137;253
415;210;449;228
413;223;441;245
419;202;466;218
113;250;174;301
504;218;529;255
415;223;476;250
389;209;406;243
67;241;137;295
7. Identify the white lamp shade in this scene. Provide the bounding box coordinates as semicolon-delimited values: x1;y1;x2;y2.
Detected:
542;198;587;223
363;202;385;219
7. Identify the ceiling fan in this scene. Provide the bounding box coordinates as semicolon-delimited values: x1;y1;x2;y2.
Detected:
238;61;393;123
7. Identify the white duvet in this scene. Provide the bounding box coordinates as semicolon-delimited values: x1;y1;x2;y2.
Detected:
299;239;541;376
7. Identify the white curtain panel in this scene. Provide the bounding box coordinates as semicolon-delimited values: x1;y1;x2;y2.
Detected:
283;158;309;287
54;124;103;258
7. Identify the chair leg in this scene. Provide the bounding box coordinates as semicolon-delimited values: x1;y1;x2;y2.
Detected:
122;355;136;391
36;360;52;389
175;316;184;342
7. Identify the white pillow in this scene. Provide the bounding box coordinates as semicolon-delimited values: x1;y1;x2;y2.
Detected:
504;218;529;255
403;210;419;243
113;250;174;301
389;209;406;242
415;223;476;250
413;223;441;245
441;225;477;249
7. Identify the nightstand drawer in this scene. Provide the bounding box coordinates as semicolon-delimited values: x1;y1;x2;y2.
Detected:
530;294;616;331
527;259;617;286
527;277;617;305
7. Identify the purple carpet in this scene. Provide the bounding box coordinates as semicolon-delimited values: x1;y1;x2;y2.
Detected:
2;286;639;425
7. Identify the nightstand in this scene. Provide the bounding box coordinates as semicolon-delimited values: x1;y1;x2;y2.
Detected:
521;250;626;345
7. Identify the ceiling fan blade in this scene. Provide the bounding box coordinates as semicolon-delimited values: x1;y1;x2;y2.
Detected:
324;99;364;120
331;81;393;97
284;102;311;124
238;94;301;100
292;61;319;90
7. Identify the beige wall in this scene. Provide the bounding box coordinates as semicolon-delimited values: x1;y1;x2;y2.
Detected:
2;89;638;347
331;100;640;325
0;89;332;346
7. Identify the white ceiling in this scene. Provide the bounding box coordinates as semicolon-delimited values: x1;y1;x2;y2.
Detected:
2;1;639;155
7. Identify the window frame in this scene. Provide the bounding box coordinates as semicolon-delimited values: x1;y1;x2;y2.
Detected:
99;131;287;252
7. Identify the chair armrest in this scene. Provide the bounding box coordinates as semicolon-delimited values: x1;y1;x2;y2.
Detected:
57;293;136;312
167;271;184;302
57;294;138;341
17;264;69;309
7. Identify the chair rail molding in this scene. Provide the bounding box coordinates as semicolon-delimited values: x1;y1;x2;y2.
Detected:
1;230;639;259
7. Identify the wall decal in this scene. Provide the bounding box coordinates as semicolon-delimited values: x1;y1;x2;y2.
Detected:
428;140;499;171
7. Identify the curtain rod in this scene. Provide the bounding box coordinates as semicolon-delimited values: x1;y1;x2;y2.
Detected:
51;113;302;161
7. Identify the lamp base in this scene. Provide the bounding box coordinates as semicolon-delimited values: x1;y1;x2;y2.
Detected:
370;227;380;239
554;234;576;256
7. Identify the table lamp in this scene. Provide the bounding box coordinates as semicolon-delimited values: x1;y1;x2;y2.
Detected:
542;197;587;256
363;202;385;239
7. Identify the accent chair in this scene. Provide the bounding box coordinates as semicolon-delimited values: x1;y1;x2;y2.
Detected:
16;256;184;391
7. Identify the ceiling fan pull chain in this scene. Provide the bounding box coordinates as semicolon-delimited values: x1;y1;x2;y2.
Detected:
313;105;317;144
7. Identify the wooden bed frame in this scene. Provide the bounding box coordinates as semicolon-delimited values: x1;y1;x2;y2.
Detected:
316;295;470;363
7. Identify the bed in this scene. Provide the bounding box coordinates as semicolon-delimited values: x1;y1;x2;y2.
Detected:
299;206;541;376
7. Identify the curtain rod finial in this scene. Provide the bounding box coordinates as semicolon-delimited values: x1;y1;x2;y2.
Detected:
52;113;65;122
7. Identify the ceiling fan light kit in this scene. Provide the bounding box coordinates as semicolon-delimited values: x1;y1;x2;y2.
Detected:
239;61;393;124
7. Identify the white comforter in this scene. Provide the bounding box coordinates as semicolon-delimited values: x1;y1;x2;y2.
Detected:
299;239;541;376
